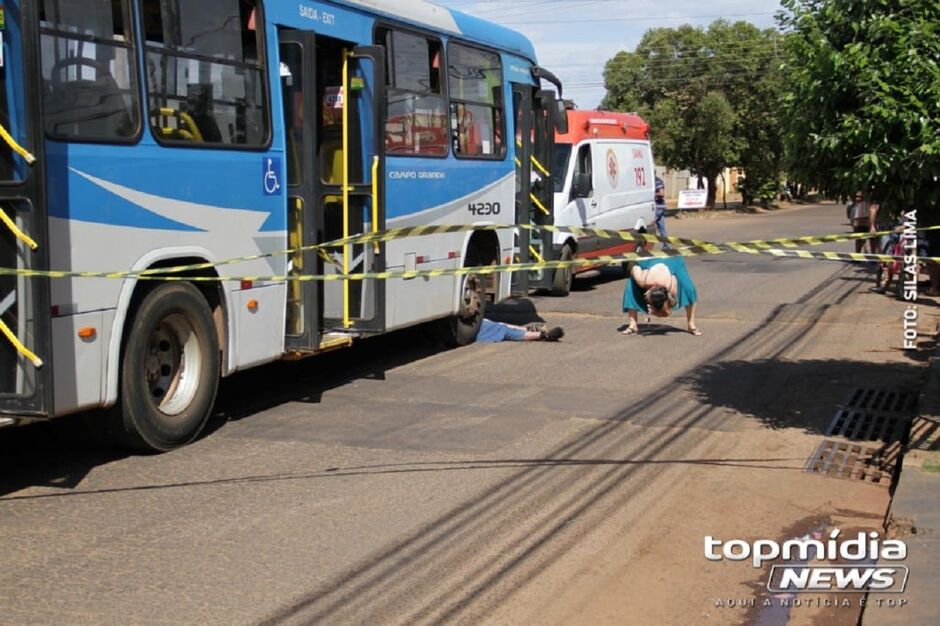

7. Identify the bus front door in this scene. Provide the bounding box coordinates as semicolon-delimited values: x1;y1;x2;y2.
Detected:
0;1;52;418
320;45;386;335
280;31;385;352
511;85;556;295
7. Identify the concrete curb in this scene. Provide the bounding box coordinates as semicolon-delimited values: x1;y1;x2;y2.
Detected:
862;322;940;625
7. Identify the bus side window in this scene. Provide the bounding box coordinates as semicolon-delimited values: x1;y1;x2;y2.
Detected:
448;42;504;160
39;0;140;141
141;0;268;147
378;28;447;158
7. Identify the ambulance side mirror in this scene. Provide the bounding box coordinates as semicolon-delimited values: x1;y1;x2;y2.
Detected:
554;101;569;134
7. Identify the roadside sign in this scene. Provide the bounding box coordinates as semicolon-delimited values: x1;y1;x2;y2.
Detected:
678;189;708;209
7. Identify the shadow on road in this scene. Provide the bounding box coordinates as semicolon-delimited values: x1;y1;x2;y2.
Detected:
682;358;926;435
207;324;447;429
0;411;129;497
0;456;808;502
0;323;452;498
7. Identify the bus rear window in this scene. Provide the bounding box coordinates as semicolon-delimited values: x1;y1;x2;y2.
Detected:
39;0;140;141
141;0;268;147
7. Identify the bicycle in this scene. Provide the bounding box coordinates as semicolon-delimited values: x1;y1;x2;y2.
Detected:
875;227;927;299
874;228;904;298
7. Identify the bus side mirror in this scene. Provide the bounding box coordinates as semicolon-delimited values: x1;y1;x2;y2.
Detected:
554;101;569;134
573;172;591;198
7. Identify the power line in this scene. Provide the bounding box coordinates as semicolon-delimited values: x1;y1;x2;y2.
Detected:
551;52;784;70
499;12;777;25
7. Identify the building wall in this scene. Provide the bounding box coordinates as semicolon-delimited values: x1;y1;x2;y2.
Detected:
654;167;744;205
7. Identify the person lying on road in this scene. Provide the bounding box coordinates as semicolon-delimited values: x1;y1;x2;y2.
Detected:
475;319;564;343
622;257;701;336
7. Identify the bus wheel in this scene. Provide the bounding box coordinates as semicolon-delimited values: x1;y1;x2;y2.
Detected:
437;270;486;347
549;243;574;296
114;283;220;452
450;272;485;346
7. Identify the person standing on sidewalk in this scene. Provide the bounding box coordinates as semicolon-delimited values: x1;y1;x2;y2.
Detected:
654;178;669;245
848;191;879;255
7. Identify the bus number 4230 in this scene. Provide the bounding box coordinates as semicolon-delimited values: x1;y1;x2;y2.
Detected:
468;202;501;216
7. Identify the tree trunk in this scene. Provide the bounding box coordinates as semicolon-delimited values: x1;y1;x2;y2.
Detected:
706;173;718;208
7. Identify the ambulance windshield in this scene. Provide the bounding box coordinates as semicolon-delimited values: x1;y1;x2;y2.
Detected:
553;143;571;193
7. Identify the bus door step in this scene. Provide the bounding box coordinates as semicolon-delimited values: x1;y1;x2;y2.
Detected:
318;331;357;352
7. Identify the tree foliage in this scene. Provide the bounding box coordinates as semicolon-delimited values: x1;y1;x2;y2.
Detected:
602;21;784;207
779;0;940;221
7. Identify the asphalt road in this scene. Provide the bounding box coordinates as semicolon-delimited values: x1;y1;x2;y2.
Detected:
1;203;935;625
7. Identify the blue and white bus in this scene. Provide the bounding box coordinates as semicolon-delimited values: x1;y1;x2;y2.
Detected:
0;0;565;450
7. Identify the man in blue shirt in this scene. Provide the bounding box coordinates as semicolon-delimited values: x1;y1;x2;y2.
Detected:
475;319;564;343
655;177;668;243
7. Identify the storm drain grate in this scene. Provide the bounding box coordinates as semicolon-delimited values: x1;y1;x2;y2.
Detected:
841;389;914;415
825;409;905;442
805;440;899;487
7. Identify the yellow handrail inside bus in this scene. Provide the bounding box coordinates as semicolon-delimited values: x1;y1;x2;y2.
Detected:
514;139;550;177
528;244;545;264
0;317;42;368
0;208;38;250
530;192;550;215
155;108;204;142
530;154;550;178
0;122;36;165
341;50;351;328
371;156;380;253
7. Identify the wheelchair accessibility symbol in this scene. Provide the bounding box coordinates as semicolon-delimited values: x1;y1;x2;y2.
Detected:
263;157;282;196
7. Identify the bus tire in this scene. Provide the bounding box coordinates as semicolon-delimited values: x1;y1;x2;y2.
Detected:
549;243;574;296
113;282;220;452
439;272;485;347
437;240;488;347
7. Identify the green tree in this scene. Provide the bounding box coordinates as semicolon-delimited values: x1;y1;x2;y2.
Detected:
602;21;784;207
779;0;940;221
707;21;786;206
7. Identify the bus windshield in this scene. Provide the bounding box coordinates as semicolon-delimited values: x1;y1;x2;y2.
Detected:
553;143;571;193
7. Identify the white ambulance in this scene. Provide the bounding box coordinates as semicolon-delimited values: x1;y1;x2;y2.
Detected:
547;110;656;295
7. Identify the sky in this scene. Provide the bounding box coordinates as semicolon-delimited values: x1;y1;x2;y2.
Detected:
436;0;784;109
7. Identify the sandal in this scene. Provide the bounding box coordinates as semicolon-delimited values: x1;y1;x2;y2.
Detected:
622;327;638;335
688;327;703;336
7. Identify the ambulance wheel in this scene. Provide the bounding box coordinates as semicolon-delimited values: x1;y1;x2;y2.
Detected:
113;283;220;452
549;243;574;296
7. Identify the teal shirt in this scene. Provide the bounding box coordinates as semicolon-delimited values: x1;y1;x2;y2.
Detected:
622;257;698;313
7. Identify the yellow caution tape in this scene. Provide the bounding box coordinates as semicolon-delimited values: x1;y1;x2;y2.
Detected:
2;221;933;370
0;225;936;282
0;244;934;284
120;222;938;280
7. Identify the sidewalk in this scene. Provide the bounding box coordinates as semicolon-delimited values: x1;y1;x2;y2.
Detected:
863;320;940;625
